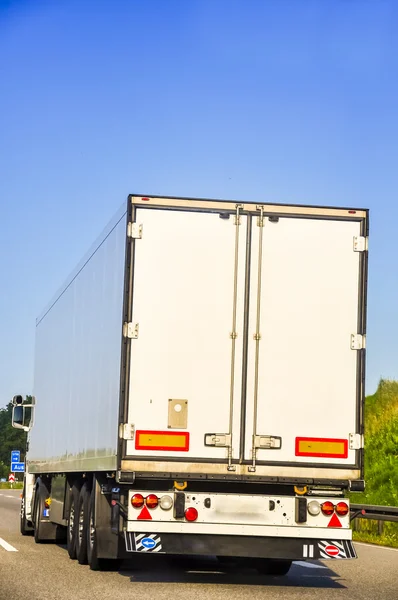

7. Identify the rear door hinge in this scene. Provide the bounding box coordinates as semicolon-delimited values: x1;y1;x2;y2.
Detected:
349;433;364;450
233;204;243;225
119;423;135;440
351;333;366;350
256;205;265;227
254;435;282;450
123;322;139;339
204;433;232;447
127;222;143;239
353;236;368;252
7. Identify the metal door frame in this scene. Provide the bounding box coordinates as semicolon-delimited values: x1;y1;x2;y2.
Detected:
239;209;368;473
117;195;368;477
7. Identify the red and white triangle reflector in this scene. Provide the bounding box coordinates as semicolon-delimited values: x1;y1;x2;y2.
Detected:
328;513;342;528
137;506;152;520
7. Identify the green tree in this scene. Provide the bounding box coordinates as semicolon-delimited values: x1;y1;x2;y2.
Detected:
0;397;29;479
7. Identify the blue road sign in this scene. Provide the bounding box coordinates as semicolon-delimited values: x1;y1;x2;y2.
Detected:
11;462;24;472
11;450;20;463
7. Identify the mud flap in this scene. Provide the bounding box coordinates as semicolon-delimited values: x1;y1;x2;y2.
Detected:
125;532;163;553
314;539;357;559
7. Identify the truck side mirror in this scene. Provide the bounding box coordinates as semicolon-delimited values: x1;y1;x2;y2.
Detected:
11;396;35;431
12;405;27;430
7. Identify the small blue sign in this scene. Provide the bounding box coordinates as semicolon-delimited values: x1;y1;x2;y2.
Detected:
11;462;24;472
11;451;20;463
141;537;156;549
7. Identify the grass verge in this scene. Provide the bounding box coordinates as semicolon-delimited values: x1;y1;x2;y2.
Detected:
352;520;398;549
349;379;398;549
0;482;23;489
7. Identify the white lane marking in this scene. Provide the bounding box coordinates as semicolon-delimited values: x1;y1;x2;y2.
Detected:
5;495;20;499
0;538;18;552
294;561;327;569
354;542;398;553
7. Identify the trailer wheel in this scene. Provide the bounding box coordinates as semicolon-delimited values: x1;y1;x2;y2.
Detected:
87;484;121;571
255;559;292;576
76;482;91;564
67;483;81;559
33;483;48;543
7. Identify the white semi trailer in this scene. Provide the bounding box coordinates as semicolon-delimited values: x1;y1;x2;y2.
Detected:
12;194;368;573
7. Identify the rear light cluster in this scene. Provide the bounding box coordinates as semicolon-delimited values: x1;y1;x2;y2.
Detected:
131;493;173;510
307;500;349;517
131;493;199;521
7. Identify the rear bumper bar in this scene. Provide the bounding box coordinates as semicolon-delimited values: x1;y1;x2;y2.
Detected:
124;532;356;560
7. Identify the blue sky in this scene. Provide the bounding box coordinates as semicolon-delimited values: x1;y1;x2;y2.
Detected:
1;0;397;407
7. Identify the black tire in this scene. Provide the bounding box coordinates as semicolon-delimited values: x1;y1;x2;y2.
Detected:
255;559;292;576
87;484;121;571
67;483;81;560
33;484;48;543
76;482;91;565
20;493;33;536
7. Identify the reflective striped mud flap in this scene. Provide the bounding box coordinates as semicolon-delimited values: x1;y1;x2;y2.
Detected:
314;540;357;560
124;532;163;553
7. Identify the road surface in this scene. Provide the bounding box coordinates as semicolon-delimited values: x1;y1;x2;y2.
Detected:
1;489;397;600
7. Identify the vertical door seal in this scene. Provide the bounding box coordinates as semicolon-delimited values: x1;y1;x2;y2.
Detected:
249;205;265;472
239;216;252;463
225;204;243;471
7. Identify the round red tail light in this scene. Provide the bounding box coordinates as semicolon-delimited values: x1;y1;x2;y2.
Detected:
185;507;198;522
321;501;334;516
335;501;349;516
131;494;144;508
146;494;159;509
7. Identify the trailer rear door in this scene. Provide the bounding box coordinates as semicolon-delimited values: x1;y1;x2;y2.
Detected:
123;198;367;477
244;215;365;469
125;206;247;463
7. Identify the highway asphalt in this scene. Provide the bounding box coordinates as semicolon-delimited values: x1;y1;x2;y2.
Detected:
1;488;397;600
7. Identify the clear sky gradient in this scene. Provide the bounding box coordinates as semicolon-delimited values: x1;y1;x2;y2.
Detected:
1;0;397;407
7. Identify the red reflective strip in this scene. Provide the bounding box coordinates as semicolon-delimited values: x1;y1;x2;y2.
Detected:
135;430;190;451
295;437;348;458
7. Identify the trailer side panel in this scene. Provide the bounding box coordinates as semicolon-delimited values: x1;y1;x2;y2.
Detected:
28;206;127;473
